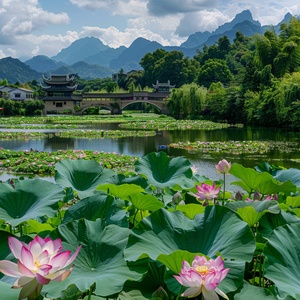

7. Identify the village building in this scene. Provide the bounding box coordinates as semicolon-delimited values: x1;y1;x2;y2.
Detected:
0;86;34;101
152;80;175;92
40;73;173;114
40;74;78;114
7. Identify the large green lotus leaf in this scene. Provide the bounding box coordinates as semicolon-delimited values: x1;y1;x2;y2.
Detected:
0;281;20;299
233;281;276;300
59;284;82;300
96;183;145;200
255;162;283;176
62;193;128;227
175;203;205;219
43;219;147;298
264;223;300;299
26;219;54;234
0;179;64;227
157;250;203;273
0;231;13;262
229;164;260;193
230;164;296;195
129;193;164;211
134;152;194;189
120;261;167;300
83;296;105;300
258;210;300;238
55;159;115;199
286;195;300;208
226;201;280;227
105;174;148;189
274;168;300;187
124;206;255;293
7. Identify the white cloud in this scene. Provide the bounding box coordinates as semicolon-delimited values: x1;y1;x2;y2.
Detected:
0;49;6;59
80;25;171;48
147;0;218;16
0;0;69;40
176;10;230;37
224;1;300;25
10;32;78;58
1;0;300;59
69;0;119;9
69;0;147;16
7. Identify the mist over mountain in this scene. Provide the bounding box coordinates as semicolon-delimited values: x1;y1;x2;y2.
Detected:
0;10;296;83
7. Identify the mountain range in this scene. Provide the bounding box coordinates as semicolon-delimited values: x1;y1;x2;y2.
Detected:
0;10;296;83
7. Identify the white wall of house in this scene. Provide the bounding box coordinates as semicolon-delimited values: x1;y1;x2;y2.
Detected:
0;87;34;101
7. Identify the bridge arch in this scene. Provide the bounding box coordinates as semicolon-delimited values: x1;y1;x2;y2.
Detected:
121;100;162;112
76;103;113;114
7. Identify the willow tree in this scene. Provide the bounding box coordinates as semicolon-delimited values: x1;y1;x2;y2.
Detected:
167;84;207;119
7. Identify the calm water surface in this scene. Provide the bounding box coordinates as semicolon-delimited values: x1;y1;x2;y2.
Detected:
1;123;300;183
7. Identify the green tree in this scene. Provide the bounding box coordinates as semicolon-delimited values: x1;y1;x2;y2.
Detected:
153;51;186;87
125;70;146;90
204;82;227;121
140;49;167;86
243;90;261;123
167;84;207;118
0;99;15;115
24;100;45;116
197;59;232;87
0;78;9;86
254;18;300;78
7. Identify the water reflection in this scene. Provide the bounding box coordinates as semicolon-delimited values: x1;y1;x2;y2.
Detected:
1;124;300;183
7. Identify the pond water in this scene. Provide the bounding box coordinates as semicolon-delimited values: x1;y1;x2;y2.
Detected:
1;123;300;184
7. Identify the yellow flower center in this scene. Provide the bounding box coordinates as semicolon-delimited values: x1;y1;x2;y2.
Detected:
34;261;40;268
195;265;208;276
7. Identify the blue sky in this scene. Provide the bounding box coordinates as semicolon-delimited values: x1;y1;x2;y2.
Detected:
0;0;299;60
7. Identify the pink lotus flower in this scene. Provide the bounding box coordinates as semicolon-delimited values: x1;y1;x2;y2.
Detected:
216;159;231;175
196;182;220;200
174;255;230;299
0;236;81;300
191;164;199;174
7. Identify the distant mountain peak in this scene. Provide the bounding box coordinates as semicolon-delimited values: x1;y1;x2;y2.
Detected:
181;9;260;49
234;10;254;23
51;37;109;65
1;10;298;82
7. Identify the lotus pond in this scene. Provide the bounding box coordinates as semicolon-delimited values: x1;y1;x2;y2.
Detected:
1;152;300;299
1;115;300;181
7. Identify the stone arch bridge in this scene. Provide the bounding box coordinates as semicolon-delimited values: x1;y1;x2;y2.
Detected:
72;91;170;115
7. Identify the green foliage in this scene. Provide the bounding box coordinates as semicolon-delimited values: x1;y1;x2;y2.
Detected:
229;163;296;196
0;99;44;116
45;219;147;298
140;49;196;87
134;151;194;189
54;159;115;199
167;83;207;118
0;179;64;227
0;155;300;299
264;223;300;298
197;59;232;87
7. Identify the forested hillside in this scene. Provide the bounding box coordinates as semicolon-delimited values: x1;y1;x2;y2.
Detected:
142;17;300;129
1;17;300;129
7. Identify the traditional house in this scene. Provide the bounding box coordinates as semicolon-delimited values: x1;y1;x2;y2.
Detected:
0;86;34;101
152;80;175;92
40;74;78;113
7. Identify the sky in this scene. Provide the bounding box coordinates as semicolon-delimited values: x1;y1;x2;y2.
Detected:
0;0;299;60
